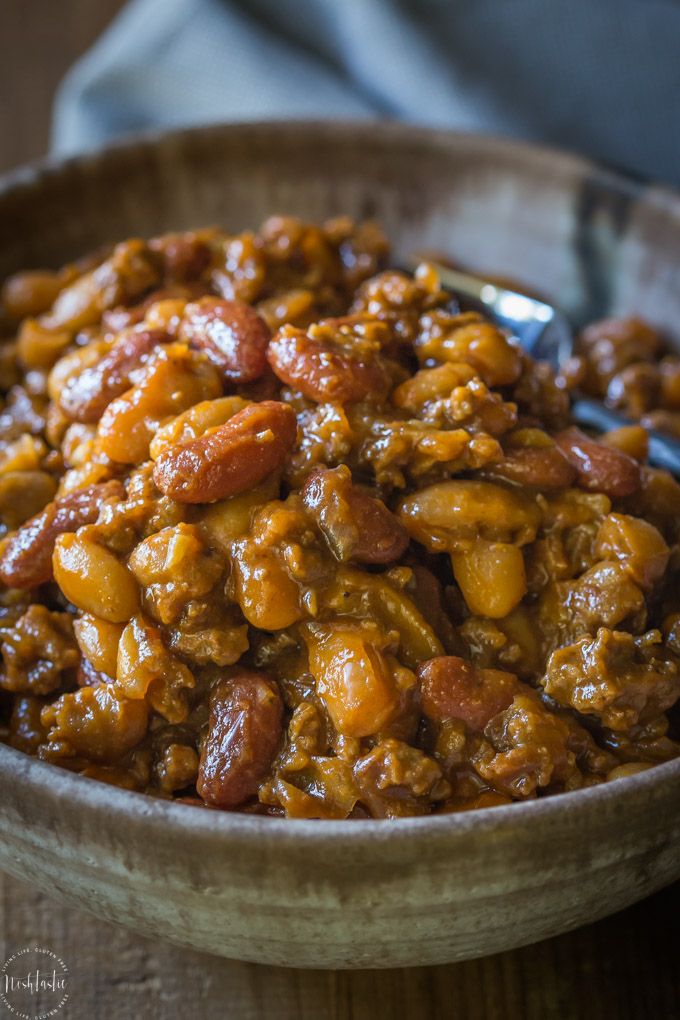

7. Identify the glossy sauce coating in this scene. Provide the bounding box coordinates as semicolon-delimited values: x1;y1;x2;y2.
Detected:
0;216;679;818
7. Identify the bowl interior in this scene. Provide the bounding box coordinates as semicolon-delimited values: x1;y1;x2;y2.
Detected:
2;122;680;825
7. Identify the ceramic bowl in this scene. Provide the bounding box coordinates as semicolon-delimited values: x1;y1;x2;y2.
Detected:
0;122;679;969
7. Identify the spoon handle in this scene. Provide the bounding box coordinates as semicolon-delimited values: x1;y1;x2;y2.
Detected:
408;259;680;478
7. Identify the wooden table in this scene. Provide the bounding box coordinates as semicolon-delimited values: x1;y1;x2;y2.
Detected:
0;3;678;1017
1;872;678;1019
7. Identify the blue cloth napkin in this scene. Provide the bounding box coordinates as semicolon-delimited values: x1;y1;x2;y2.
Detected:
53;0;680;186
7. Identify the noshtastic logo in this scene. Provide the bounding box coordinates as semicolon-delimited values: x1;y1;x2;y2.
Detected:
1;947;68;1019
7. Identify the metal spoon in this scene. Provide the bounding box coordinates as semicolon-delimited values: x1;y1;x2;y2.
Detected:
417;261;680;477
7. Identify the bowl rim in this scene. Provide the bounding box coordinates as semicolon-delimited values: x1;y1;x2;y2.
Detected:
2;740;679;842
1;118;679;842
2;117;680;219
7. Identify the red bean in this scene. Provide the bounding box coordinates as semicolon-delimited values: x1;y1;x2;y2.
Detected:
150;233;212;283
152;400;296;503
484;446;577;490
180;297;270;383
555;427;641;498
60;328;169;423
0;480;125;589
197;672;283;808
301;465;408;563
267;325;389;403
418;656;520;731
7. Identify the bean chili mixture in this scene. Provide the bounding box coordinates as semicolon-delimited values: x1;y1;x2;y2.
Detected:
0;216;679;819
567;316;680;436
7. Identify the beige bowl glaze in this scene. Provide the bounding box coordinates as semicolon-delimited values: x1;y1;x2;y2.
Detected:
0;122;679;969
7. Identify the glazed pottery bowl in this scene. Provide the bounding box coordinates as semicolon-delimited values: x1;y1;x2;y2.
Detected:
0;122;679;969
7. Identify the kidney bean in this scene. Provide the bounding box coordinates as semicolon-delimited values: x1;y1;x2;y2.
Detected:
149;395;248;460
153;400;296;503
59;328;169;423
149;232;213;283
418;656;520;731
180;297;270;383
555;426;641;498
301;465;408;563
267;325;389;403
484;445;576;490
97;345;221;464
197;672;283;808
0;480;125;589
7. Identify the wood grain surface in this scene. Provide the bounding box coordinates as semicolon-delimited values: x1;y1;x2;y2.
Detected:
0;873;678;1019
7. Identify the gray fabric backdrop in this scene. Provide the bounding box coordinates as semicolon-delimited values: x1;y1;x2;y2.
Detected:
52;0;680;185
